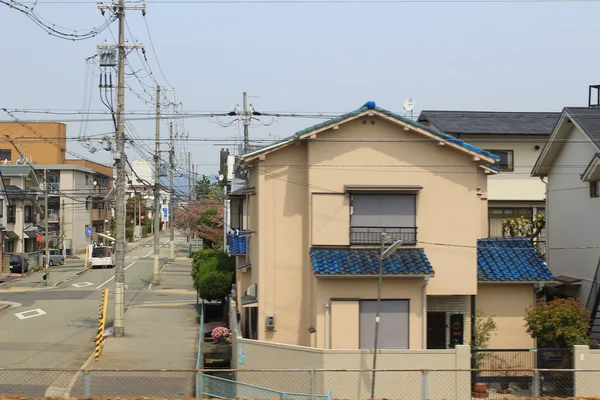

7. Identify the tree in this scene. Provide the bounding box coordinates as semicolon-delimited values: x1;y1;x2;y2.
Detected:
191;248;235;303
195;174;224;201
503;213;546;258
470;310;498;369
173;199;224;246
126;195;150;228
525;297;592;348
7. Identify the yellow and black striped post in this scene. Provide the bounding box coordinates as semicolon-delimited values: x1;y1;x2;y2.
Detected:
94;288;109;361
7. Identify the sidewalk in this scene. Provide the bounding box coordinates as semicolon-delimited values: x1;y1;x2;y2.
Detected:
76;256;198;398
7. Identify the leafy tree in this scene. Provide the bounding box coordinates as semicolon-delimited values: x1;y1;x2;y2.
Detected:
525;297;592;348
470;310;498;369
126;195;150;228
173;199;223;246
503;213;546;259
191;248;234;303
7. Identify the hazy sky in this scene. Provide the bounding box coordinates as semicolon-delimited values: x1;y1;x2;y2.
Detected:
1;0;597;178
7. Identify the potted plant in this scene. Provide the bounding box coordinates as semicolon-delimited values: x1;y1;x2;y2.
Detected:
211;326;232;345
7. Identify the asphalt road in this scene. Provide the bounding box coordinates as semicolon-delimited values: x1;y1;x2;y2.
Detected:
0;233;196;398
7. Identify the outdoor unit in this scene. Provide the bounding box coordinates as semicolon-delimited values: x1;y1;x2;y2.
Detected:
246;283;257;298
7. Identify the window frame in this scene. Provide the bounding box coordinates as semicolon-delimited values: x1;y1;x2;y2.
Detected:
0;149;11;161
484;149;514;172
7;205;15;223
24;205;33;223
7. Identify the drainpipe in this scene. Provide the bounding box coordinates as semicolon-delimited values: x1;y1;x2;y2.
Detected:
540;177;548;266
422;276;430;349
324;301;330;349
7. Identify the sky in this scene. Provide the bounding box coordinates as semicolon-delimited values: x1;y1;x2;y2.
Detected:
1;0;599;180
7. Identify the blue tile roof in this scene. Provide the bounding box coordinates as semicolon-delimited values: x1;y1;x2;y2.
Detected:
242;101;500;163
477;238;552;281
310;248;434;276
229;235;247;255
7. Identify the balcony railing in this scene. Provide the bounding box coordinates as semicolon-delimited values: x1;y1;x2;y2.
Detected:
48;210;60;221
350;226;417;245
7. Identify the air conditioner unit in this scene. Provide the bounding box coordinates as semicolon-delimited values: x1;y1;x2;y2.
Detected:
246;283;257;298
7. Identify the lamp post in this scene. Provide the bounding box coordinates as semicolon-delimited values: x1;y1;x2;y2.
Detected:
371;232;404;400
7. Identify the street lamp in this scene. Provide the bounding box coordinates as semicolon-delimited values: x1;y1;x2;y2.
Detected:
371;232;404;400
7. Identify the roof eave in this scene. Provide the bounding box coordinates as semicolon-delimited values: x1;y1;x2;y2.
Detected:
531;110;571;177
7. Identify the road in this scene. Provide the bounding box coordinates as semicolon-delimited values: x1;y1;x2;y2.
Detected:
0;233;197;397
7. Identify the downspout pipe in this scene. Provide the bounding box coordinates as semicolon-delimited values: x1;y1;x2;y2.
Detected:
324;301;330;349
422;275;430;349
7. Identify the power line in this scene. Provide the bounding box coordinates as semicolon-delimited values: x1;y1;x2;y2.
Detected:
16;0;600;4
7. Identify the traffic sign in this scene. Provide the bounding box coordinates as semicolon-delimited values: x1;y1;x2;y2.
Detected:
161;206;169;222
85;227;93;236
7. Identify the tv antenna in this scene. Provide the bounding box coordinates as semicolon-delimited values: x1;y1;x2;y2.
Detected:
403;97;416;119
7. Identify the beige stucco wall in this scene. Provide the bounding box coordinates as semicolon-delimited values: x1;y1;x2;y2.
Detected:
461;135;548;202
235;338;471;400
476;284;535;349
242;115;491;348
61;170;93;253
314;278;425;349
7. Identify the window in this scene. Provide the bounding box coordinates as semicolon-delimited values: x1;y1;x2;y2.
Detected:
3;178;10;186
24;205;33;223
0;149;11;161
359;300;409;349
24;180;32;189
7;206;15;223
485;150;514;171
350;194;416;244
591;181;599;198
4;240;14;252
0;199;3;218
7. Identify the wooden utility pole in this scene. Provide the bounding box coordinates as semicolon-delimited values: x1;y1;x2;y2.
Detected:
153;86;161;282
169;122;175;261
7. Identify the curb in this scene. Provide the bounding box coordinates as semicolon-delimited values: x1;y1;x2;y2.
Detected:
52;267;91;288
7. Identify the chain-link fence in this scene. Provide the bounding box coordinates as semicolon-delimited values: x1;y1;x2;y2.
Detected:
0;368;597;399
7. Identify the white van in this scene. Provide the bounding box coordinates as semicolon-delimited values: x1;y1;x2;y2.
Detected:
91;246;115;269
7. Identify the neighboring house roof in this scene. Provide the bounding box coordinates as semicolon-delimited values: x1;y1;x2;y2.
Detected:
310;248;434;276
0;165;33;176
417;111;560;136
532;107;600;177
4;184;39;199
477;238;552;281
241;102;500;170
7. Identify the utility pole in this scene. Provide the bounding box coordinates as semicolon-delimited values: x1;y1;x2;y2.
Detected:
153;86;161;282
97;0;146;338
133;196;136;239
169;122;175;262
243;92;249;154
44;169;49;286
61;200;65;258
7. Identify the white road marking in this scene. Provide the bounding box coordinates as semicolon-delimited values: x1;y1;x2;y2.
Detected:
143;300;195;304
72;282;94;288
144;250;153;257
96;262;136;289
15;308;47;320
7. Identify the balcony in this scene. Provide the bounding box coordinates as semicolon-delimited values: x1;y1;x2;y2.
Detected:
350;226;417;245
91;208;108;220
47;209;60;221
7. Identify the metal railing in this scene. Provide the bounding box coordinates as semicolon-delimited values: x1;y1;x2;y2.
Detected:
0;368;595;399
350;226;417;245
195;302;205;399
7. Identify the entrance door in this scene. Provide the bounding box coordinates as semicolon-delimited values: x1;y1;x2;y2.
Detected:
427;312;447;349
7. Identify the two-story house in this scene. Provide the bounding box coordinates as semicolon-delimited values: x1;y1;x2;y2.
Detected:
417;111;559;244
0;165;42;273
531;104;600;339
228;101;551;350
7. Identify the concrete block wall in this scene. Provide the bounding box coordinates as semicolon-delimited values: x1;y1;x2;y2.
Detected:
427;295;470;347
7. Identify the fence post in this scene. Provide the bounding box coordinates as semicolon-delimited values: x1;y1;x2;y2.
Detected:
532;369;541;397
309;369;315;400
421;370;429;400
83;370;90;398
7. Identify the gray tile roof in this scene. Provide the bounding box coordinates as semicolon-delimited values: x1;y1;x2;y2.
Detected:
418;110;561;136
565;107;600;148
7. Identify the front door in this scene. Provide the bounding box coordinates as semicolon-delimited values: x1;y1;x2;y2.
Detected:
427;312;447;349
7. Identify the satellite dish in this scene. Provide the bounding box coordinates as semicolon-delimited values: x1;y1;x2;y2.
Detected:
403;97;415;112
218;174;224;182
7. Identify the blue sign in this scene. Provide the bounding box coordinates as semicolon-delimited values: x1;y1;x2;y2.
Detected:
85;227;93;236
161;206;169;222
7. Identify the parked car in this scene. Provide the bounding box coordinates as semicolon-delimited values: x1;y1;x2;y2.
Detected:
91;246;115;269
9;254;29;274
42;249;65;266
